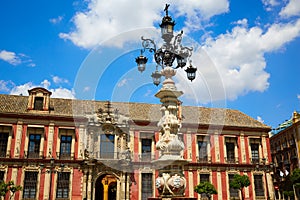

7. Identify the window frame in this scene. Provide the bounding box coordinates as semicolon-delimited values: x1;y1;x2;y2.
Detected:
254;174;265;197
228;174;239;198
141;138;152;161
0;132;9;157
56;172;70;199
27;134;42;158
33;96;44;110
23;171;38;199
100;134;115;159
59;135;72;159
141;173;153;200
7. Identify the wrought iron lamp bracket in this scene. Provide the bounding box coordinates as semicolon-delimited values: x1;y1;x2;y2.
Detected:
141;36;156;53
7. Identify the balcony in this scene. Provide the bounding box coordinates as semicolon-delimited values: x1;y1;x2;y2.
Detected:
289;139;295;146
251;158;260;164
57;152;75;160
138;153;155;162
91;151;123;160
225;157;239;164
276;146;282;152
282;143;288;149
197;156;211;163
0;151;7;158
24;151;43;159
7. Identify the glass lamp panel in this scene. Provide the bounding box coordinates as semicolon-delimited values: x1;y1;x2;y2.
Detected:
138;63;146;73
167;24;173;33
151;70;162;86
176;56;187;68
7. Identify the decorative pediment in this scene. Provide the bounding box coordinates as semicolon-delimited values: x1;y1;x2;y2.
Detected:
27;87;52;111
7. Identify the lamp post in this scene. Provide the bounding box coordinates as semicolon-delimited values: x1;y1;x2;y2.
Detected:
135;4;196;198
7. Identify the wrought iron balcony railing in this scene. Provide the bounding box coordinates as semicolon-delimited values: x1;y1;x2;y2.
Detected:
251;158;260;164
24;151;44;159
56;152;75;160
138;153;156;162
225;157;239;164
196;156;212;163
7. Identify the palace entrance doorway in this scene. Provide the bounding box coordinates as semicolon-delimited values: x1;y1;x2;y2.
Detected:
95;174;117;200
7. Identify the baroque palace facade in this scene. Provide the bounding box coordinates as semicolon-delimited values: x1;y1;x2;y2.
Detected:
0;87;274;200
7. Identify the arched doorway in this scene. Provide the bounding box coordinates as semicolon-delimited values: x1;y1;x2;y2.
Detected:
95;174;117;200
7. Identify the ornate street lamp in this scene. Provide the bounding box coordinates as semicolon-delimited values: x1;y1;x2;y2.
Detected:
135;4;197;199
135;4;197;85
185;62;197;81
151;65;162;86
135;50;148;73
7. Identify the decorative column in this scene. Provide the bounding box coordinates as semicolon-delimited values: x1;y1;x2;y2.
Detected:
153;66;189;198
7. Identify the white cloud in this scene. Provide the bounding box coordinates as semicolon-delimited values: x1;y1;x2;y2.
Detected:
83;86;90;92
280;0;300;18
50;88;75;99
59;0;229;48
233;19;248;27
49;16;63;24
0;50;21;65
9;81;75;99
0;50;35;66
262;0;279;11
257;116;264;123
0;80;15;92
177;18;300;103
52;75;69;84
117;78;130;87
9;82;34;96
297;94;300;99
41;79;51;89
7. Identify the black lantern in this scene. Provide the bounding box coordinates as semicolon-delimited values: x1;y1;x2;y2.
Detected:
160;16;175;43
137;4;197;85
151;66;162;86
135;53;148;73
176;54;187;68
160;4;175;43
185;64;197;81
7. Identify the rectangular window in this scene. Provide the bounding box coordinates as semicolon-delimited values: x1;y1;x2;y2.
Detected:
23;171;38;199
0;171;4;182
251;143;259;163
198;141;208;162
56;172;70;198
60;135;72;159
254;175;264;197
28;134;41;158
226;142;235;163
141;138;152;161
200;174;210;183
0;132;8;157
34;97;44;110
100;134;115;159
228;174;239;197
142;173;152;200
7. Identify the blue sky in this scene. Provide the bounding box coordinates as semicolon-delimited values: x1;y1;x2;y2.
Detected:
0;0;300;129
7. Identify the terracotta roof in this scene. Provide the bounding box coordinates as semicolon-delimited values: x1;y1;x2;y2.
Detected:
0;94;270;130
